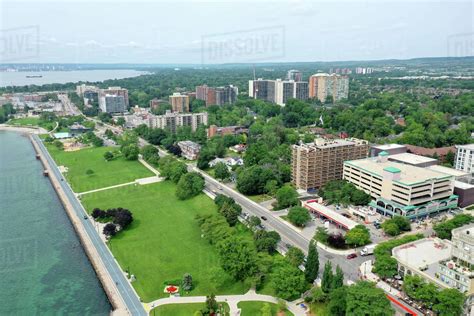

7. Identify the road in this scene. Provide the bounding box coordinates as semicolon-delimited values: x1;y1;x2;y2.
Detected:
32;134;146;316
58;93;82;116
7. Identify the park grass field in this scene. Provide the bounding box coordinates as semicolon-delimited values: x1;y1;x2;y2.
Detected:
46;145;154;192
81;181;249;302
8;117;40;126
152;302;229;316
237;301;294;316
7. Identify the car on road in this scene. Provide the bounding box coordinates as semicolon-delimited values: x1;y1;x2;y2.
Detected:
260;216;268;221
346;253;357;259
83;215;88;219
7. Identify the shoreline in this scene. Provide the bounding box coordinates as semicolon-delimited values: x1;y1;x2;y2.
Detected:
0;124;48;134
28;134;137;316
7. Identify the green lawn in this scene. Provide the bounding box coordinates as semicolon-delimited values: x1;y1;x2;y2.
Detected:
81;181;249;302
248;194;273;203
46;145;154;192
152;302;229;316
237;301;293;316
8;117;40;126
310;302;328;316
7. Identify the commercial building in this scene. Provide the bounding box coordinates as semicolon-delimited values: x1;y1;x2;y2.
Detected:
387;152;438;168
177;141;201;160
393;225;474;315
249;78;309;106
148;110;208;133
427;165;474;208
455;144;474;174
302;200;358;230
100;87;129;108
291;138;369;190
76;84;98;97
370;144;408;158
287;69;303;82
308;73;349;103
99;95;126;113
207;125;248;138
169;93;190;113
195;85;238;106
343;152;458;219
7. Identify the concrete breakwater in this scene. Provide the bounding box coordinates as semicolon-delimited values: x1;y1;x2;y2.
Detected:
29;135;131;316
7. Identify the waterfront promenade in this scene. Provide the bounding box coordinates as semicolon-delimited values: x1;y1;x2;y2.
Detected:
31;134;146;316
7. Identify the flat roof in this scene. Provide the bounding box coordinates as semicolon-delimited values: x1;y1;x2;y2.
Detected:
303;200;358;230
388;152;437;165
392;238;451;269
372;144;406;150
345;158;453;186
427;165;470;177
456;144;474;151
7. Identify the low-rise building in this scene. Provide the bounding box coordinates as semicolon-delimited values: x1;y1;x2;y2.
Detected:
344;152;458;219
302;200;358;230
69;123;91;136
207;125;248;138
177;141;201;160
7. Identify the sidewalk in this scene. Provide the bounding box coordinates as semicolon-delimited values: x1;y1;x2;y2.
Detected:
146;289;306;316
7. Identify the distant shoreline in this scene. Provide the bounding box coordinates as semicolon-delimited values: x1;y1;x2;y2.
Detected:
0;124;47;134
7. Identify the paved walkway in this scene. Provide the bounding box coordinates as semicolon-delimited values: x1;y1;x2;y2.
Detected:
138;157;161;176
146;289;306;316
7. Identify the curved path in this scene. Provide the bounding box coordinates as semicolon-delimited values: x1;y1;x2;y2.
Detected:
146;289;305;316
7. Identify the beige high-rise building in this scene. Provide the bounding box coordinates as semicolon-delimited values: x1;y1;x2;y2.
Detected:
169;92;190;113
308;73;349;103
291;138;369;190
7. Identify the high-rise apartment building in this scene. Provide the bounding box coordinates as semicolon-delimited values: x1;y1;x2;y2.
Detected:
99;95;126;113
287;69;303;82
249;78;309;106
169;92;190;113
455;144;474;174
291;138;369;190
148;110;208;133
195;85;238;106
101;87;129;107
308;73;349;103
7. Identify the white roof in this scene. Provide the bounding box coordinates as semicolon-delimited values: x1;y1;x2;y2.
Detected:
393;238;451;268
373;143;406;150
389;153;437;165
303;201;358;230
427;165;470;177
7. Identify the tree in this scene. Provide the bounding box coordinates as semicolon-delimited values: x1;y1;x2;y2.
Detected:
327;233;346;249
372;255;398;279
260;303;271;316
202;294;218;315
433;288;465;316
113;208;133;229
236;165;275;195
275;185;299;210
220;202;241;227
91;208;105;219
103;223;117;237
53;140;63;150
86;169;94;175
286;246;305;267
321;261;334;293
304;240;319;283
314;227;329;244
141;145;160;164
176;172;205;200
287;206;311;227
264;180;279;196
382;222;400;236
271;263;307;300
345;225;371;247
121;144;139;160
308;286;327;303
116;117;126;126
345;281;393;316
216;236;259;281
197;147;214;170
214;162;230;180
328;286;347;316
254;230;280;254
182;273;193;291
332;265;344;290
104;151;114;161
248;216;261;229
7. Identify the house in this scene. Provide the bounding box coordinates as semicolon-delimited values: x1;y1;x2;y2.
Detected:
177;141;201;160
230;144;247;153
69;123;91;136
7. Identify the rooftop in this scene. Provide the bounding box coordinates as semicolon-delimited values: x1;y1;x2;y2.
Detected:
452;223;474;242
392;238;452;269
345;158;453;186
303;200;358;230
388;152;437;165
372;143;406;150
426;165;470;178
456;144;474;151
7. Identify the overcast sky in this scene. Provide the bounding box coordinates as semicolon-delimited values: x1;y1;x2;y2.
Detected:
1;0;473;64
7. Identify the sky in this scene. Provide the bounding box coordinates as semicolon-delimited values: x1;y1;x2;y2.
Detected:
0;0;473;64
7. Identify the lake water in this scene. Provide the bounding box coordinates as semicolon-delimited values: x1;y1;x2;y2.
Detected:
0;69;149;87
0;131;110;315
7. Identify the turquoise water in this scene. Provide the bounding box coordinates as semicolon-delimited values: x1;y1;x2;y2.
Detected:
0;131;110;315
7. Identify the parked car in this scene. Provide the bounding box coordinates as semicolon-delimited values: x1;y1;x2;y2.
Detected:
346;253;357;259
